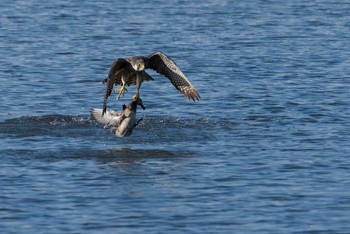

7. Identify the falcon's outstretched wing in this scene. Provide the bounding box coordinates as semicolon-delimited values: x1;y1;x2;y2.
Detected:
146;52;201;101
103;58;129;115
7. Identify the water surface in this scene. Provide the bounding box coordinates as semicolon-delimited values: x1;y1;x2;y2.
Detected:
1;0;350;233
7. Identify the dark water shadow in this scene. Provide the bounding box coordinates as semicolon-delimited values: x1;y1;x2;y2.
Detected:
3;147;195;176
0;114;93;138
3;146;194;160
79;148;195;174
0;114;224;147
65;147;194;160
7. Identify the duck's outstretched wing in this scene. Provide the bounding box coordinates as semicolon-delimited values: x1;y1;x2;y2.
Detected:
91;108;123;127
146;52;201;101
103;58;129;115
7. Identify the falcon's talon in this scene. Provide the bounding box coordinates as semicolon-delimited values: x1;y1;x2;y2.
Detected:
116;86;128;100
133;94;145;110
132;94;139;101
115;87;128;93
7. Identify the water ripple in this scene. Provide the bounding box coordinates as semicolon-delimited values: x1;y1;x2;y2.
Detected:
1;0;350;233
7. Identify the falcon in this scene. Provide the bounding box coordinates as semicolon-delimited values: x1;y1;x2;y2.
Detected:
102;51;200;115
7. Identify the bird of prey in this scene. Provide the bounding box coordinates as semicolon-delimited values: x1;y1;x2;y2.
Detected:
102;51;200;115
91;99;144;137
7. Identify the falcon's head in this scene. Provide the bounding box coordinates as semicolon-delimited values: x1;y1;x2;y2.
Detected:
131;57;146;71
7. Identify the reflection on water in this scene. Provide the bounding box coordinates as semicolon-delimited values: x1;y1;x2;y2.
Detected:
88;148;190;159
91;148;194;175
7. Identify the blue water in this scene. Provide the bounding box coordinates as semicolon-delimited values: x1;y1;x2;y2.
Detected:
1;0;350;233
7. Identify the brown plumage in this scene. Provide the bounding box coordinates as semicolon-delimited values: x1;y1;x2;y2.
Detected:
102;51;200;115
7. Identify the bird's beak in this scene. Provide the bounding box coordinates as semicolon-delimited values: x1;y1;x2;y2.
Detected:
137;99;146;110
137;63;145;71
